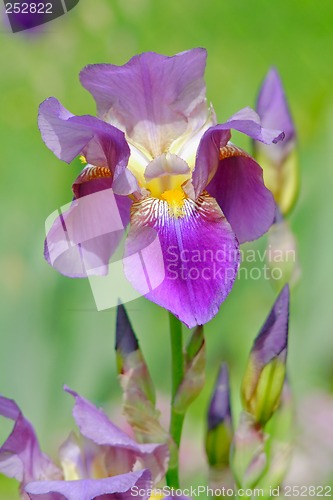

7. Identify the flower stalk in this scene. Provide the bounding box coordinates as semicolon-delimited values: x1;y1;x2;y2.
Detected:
166;312;185;488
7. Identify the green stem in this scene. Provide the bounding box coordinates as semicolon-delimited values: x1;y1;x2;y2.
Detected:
166;312;185;489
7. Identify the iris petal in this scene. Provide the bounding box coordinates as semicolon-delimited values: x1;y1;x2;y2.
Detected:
38;97;137;196
25;469;152;500
64;387;169;483
0;396;61;487
124;192;240;328
192;106;284;197
44;189;130;278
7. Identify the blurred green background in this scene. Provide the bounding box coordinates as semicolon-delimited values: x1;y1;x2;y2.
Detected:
1;0;333;497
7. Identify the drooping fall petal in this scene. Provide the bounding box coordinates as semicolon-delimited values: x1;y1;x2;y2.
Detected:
64;387;169;483
124;192;240;328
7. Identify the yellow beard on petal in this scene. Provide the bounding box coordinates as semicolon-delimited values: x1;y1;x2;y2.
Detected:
161;187;186;218
146;172;190;199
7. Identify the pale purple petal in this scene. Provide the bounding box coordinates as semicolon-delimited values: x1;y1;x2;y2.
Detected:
25;470;151;500
80;49;208;158
44;189;129;278
38;98;137;196
225;107;285;144
205;145;276;243
192;107;284;197
0;396;61;487
256;68;295;148
124;192;240;328
64;388;169;483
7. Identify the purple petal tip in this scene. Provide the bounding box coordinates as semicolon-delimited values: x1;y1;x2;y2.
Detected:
207;363;232;430
253;285;290;365
116;304;139;354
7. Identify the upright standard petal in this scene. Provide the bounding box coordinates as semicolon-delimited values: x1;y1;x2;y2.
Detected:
25;469;152;500
38;97;137;196
64;388;169;483
80;49;208;158
124;192;240;328
0;396;61;488
44;188;129;278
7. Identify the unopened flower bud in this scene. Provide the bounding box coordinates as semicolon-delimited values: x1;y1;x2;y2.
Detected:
241;285;290;426
116;303;155;405
254;68;298;215
205;363;233;468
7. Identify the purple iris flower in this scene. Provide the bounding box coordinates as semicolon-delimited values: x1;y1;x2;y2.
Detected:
39;49;284;327
0;388;168;499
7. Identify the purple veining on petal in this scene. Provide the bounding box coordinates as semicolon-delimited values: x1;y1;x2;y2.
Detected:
124;192;240;328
